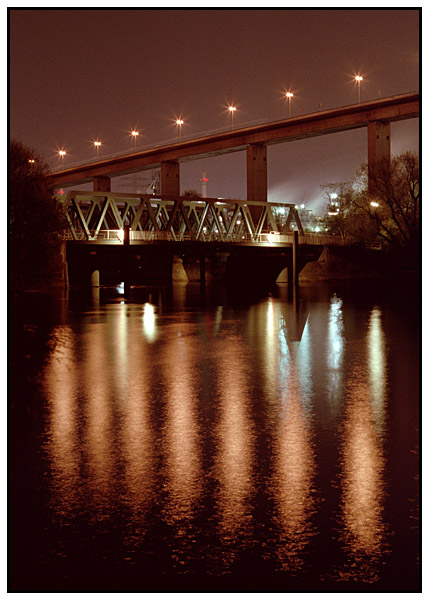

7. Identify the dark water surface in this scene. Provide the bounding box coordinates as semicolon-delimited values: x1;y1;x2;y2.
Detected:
9;280;420;592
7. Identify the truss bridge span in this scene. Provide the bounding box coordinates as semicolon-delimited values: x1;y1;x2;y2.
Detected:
63;190;343;246
62;191;348;286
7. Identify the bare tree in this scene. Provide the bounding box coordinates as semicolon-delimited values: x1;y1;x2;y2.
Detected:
321;182;378;245
322;152;419;251
353;151;419;249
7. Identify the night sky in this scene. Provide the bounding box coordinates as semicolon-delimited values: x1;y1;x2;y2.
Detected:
10;8;420;211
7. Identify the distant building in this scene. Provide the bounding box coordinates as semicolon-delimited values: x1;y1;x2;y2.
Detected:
294;204;326;232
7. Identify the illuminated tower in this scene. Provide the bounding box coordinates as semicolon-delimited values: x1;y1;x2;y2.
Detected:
200;172;209;198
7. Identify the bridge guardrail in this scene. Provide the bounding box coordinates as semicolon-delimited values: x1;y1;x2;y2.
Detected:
63;229;346;245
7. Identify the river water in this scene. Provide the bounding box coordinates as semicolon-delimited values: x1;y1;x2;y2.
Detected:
9;280;420;592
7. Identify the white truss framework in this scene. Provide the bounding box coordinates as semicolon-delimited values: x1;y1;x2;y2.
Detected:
63;191;305;242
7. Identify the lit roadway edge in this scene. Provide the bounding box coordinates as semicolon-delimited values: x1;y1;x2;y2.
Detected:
47;92;419;188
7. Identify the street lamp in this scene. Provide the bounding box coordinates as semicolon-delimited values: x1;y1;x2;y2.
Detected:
131;130;139;148
176;119;184;139
285;91;294;118
93;140;102;157
355;75;363;103
58;150;66;167
228;105;236;130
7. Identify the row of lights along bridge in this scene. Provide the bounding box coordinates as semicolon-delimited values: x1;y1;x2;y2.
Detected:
55;75;366;167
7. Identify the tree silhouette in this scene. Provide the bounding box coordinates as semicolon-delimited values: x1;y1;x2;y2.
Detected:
322;152;419;255
10;140;66;291
354;152;419;250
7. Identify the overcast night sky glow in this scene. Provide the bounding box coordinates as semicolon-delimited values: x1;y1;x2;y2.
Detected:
9;8;420;211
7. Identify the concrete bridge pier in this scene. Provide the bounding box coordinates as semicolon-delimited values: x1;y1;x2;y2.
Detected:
93;175;111;192
123;224;131;293
91;269;100;287
247;143;267;223
292;230;299;285
247;143;267;202
172;256;189;282
368;120;390;195
161;161;180;196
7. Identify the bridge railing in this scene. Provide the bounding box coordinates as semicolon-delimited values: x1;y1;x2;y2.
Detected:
299;233;347;246
63;228;346;245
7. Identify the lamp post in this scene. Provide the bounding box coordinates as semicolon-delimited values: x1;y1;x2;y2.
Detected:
176;119;184;139
228;105;236;130
131;130;139;148
59;150;66;167
355;75;363;103
93;140;102;157
285;91;294;118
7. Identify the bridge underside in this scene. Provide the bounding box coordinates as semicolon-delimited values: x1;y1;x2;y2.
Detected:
66;239;323;287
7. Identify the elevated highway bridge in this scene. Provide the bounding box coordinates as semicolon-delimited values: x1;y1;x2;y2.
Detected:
48;92;419;199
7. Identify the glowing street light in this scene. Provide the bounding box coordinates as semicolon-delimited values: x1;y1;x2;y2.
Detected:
285;91;294;118
176;118;184;139
355;75;363;103
370;201;379;208
130;130;139;148
58;150;66;167
228;105;237;130
93;140;102;157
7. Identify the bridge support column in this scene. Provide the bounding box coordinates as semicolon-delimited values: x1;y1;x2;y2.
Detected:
367;121;390;195
292;230;299;285
93;176;111;192
247;143;267;226
91;269;100;287
172;256;189;282
246;143;267;203
122;224;131;292
161;161;180;196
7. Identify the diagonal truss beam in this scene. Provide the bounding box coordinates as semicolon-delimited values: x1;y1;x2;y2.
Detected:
62;192;305;241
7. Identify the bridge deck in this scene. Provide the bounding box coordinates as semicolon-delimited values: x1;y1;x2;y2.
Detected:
64;229;343;247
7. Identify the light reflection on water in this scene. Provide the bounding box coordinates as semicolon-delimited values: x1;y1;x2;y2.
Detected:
334;308;388;583
162;322;202;522
45;327;79;519
120;311;154;548
326;294;345;414
214;336;255;568
29;285;419;590
337;366;387;583
367;307;387;432
271;365;316;572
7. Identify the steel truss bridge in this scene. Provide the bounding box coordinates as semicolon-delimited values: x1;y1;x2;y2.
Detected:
63;191;344;247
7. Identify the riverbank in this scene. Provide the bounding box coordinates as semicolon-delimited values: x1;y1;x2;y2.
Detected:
299;245;419;282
